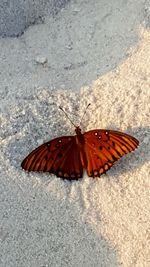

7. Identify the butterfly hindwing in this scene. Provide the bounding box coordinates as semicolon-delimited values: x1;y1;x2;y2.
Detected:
83;129;139;177
56;141;83;179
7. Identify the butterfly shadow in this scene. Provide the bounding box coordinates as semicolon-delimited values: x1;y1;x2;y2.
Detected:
104;126;150;178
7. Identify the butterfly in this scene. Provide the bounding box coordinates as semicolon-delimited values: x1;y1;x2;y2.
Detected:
21;115;139;179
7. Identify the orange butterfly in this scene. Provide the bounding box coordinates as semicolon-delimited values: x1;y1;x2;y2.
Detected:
21;106;139;179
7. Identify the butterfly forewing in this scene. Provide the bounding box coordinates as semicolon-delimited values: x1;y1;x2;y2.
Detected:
83;129;139;177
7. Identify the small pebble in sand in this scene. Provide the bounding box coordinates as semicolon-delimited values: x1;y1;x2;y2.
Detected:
35;56;47;65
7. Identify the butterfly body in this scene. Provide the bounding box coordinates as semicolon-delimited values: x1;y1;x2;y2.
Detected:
21;126;139;180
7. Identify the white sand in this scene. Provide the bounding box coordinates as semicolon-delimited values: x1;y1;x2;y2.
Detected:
0;1;150;266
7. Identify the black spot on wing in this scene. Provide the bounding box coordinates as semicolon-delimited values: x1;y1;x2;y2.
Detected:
45;155;48;160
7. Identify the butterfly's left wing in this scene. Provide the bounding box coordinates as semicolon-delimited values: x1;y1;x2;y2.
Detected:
21;135;83;179
83;129;139;177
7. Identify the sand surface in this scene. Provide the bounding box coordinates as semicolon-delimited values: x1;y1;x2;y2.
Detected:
0;1;150;266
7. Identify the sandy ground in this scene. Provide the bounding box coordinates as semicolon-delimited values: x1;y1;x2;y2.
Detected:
0;1;150;267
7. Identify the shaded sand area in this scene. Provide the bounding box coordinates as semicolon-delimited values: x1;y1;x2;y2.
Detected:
0;1;150;266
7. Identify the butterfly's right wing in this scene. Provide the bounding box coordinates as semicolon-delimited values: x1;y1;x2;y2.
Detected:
83;129;139;177
21;135;83;179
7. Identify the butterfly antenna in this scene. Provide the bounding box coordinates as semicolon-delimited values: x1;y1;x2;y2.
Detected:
59;106;77;128
80;103;91;125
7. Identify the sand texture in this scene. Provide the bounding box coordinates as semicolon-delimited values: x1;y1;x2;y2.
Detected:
0;1;150;266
